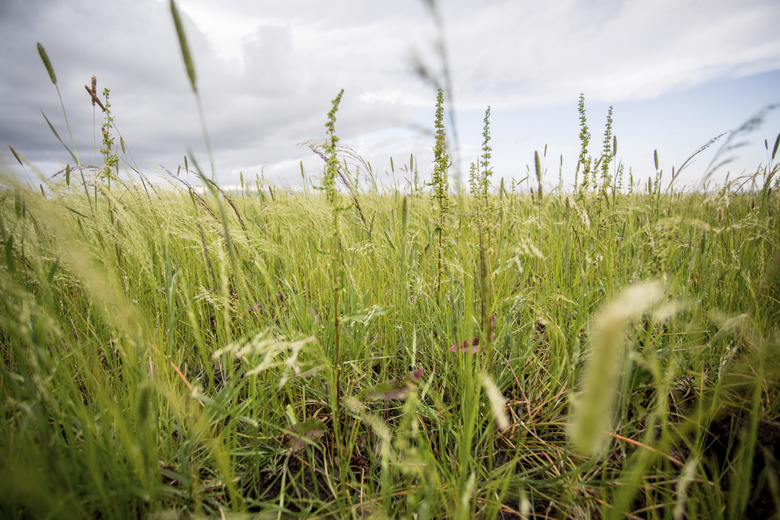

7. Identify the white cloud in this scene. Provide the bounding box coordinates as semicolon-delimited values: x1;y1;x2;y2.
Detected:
441;0;780;106
1;0;778;188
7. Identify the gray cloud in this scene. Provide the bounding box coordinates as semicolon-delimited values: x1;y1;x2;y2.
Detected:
1;0;779;188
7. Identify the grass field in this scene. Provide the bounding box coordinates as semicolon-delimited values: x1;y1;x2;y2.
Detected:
2;8;780;518
2;146;779;518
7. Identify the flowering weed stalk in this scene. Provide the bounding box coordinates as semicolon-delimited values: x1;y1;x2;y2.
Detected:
431;88;451;305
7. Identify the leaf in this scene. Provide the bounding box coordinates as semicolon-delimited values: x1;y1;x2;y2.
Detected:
362;368;423;401
41;110;78;165
285;418;327;452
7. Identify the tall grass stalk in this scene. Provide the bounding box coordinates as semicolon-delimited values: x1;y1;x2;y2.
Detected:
431;88;450;305
170;0;216;181
322;89;346;449
36;42;94;214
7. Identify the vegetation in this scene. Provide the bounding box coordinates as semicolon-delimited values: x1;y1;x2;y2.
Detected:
2;10;780;520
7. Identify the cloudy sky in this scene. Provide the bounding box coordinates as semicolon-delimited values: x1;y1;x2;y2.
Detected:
1;0;779;191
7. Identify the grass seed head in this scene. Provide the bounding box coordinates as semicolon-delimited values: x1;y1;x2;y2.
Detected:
480;373;510;430
569;281;665;456
169;0;197;93
36;42;57;85
8;145;24;166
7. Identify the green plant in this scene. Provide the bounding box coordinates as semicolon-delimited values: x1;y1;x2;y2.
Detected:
36;42;94;212
598;105;615;200
431;88;451;304
577;92;592;195
97;88;119;187
321;89;348;458
534;149;543;203
476;107;495;357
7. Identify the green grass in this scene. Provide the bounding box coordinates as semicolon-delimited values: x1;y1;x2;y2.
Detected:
1;165;779;518
2;24;780;520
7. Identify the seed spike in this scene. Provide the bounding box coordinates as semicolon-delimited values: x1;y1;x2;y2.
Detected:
8;145;23;166
36;43;57;86
534;150;542;182
85;76;99;106
169;0;197;93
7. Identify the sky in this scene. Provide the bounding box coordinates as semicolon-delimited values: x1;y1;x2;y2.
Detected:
1;0;779;192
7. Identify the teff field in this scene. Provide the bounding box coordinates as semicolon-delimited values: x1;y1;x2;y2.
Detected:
2;6;780;520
